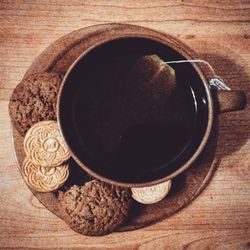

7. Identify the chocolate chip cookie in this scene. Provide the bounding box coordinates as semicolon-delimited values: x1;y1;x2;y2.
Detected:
58;180;133;236
9;72;62;136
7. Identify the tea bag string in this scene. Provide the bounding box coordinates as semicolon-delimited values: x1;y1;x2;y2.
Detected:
164;59;231;90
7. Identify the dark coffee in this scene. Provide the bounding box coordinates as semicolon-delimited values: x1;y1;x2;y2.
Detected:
59;38;209;183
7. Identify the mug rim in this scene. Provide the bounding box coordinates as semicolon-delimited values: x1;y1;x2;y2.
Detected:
57;27;214;187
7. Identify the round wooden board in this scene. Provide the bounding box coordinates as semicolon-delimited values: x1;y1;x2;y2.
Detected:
11;24;219;232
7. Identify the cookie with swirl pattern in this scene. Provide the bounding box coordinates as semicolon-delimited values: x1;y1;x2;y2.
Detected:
131;180;172;204
24;120;71;167
22;157;69;192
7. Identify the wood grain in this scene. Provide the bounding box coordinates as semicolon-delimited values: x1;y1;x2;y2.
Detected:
0;0;249;249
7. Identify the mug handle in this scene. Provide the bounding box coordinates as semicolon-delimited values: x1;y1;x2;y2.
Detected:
209;77;246;113
213;90;246;113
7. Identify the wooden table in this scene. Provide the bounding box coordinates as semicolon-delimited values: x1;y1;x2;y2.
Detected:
0;1;249;249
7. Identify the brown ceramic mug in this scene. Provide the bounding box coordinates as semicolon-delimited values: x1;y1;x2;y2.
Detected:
57;24;246;187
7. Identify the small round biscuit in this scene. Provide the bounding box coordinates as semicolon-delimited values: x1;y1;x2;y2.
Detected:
58;180;133;236
22;157;69;192
131;180;172;204
9;72;62;136
24;120;71;167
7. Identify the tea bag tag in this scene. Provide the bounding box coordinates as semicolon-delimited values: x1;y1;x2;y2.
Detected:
209;77;231;90
164;59;231;91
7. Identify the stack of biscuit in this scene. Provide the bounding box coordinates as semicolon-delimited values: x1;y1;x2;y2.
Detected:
22;120;71;192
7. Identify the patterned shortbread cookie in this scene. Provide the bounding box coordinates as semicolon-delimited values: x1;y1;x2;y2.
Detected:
131;180;172;204
22;157;69;192
24;120;71;167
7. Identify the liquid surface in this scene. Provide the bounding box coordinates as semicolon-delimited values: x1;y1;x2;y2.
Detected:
74;54;197;174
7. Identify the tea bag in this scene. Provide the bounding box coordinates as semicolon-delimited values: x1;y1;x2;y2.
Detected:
110;54;177;126
100;54;177;166
126;54;176;103
79;54;177;165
